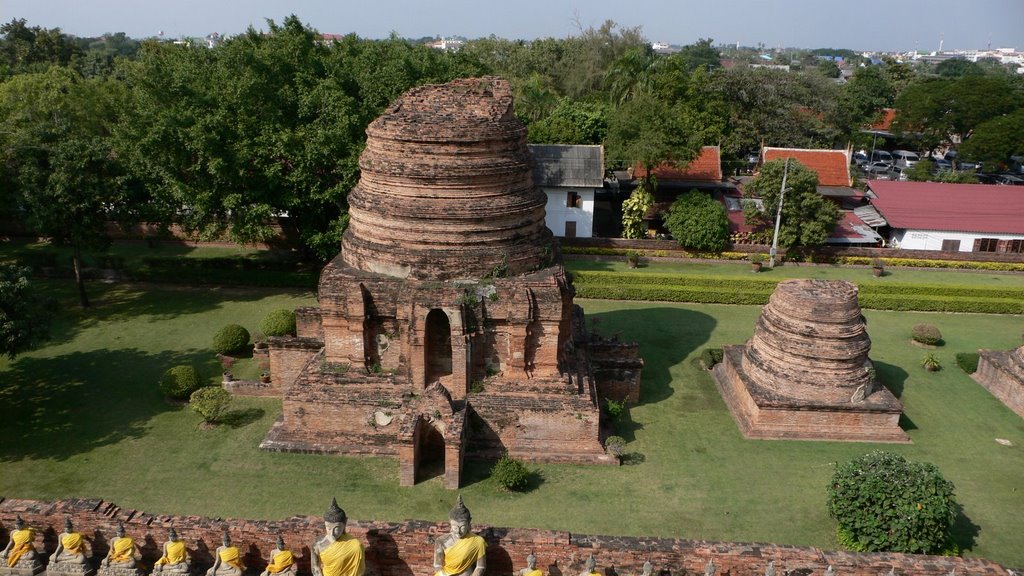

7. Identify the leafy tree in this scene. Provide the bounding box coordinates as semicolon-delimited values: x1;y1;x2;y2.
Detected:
0;67;140;307
0;264;50;358
663;190;730;251
934;58;984;77
905;158;936;181
675;38;721;73
833;66;895;135
745;159;839;250
190;386;232;424
159;365;203;400
959;107;1024;170
606;92;699;180
0;18;83;78
827;451;957;554
604;45;661;104
490;453;530;491
620;183;654;239
527;98;608;144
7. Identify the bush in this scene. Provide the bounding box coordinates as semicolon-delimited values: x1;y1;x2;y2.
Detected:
921;352;942;371
190;386;232;424
662;190;730;252
700;347;724;369
491;453;530;491
604;436;626;458
212;324;251;355
603;398;625;422
955;352;979;374
827;451;957;554
259;309;297;337
912;324;943;345
159;365;202;400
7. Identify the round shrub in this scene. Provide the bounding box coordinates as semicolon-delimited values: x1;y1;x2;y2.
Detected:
827;451;957;554
259;309;297;337
911;323;942;346
490;453;529;491
213;324;251;355
605;435;626;458
159;365;202;400
190;386;232;424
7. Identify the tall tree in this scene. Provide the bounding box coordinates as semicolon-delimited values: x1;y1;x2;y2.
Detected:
0;264;50;358
744;159;839;250
0;18;83;78
958;107;1024;170
0;67;138;307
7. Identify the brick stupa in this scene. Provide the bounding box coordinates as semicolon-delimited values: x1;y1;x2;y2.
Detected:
712;279;908;442
974;345;1024;419
260;77;643;488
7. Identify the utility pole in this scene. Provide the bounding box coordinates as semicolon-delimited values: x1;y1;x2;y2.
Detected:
769;158;790;269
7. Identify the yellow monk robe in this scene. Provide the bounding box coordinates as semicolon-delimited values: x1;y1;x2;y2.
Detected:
436;535;486;576
155;541;187;566
6;528;34;568
61;533;87;555
319;535;363;576
110;538;135;564
523;569;543;576
218;547;244;571
265;551;293;574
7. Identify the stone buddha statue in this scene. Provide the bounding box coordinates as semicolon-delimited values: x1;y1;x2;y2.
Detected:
260;537;294;576
518;553;541;576
0;515;42;575
579;555;599;576
48;518;93;575
311;498;364;576
153;529;190;575
433;495;485;576
206;530;243;576
98;523;142;576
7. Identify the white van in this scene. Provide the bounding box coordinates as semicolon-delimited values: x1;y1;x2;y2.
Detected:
870;150;894;165
891;150;920;167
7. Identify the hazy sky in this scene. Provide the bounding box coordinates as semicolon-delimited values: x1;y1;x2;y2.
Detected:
2;0;1022;53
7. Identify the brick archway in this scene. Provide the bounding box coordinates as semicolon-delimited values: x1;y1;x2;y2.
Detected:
425;308;453;386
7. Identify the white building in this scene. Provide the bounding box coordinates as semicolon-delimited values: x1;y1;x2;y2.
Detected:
866;181;1024;253
528;144;604;238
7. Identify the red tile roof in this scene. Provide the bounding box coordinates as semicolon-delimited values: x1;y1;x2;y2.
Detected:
761;147;852;187
633;146;722;182
870;108;896;131
868;181;1024;234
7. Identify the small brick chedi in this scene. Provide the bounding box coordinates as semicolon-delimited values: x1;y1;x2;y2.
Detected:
712;279;908;442
261;77;642;487
974;344;1024;419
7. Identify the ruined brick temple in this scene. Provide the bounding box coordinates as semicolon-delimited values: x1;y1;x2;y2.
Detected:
260;77;643;487
713;279;908;443
975;344;1024;419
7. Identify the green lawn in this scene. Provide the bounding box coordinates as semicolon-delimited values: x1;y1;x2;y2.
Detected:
1;280;1023;567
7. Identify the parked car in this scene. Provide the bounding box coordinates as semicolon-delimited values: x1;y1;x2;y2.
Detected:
891;150;920;167
862;162;891;178
944;150;981;171
889;165;911;181
931;157;953;171
993;174;1024;186
851;152;869;166
870;150;894;165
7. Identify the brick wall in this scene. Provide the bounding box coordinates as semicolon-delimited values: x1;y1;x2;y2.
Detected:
0;499;1011;576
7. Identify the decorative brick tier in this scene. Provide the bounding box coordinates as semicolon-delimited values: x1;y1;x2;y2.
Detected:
712;280;907;443
974;345;1024;419
1;499;1013;576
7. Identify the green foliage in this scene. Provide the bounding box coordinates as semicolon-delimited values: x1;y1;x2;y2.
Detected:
0;264;50;358
959;108;1024;169
911;324;942;346
159;365;202;400
662;191;730;252
827;451;957;554
490;453;530;491
748;252;765;264
527;98;608;144
921;352;942;371
212;324;250;355
189;386;232;424
745;159;840;250
955;352;979;375
259;309;297;337
604;435;627;458
700;348;724;369
621;184;654;239
603;398;626;422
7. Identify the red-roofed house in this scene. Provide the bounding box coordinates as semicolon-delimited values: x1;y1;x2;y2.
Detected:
870;108;896;132
868;181;1024;252
761;147;852;187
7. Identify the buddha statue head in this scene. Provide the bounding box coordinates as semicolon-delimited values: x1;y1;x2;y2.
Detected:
168;528;179;543
324;497;347;542
14;515;25;531
116;522;126;539
448;494;471;539
584;555;596;575
526;553;536;571
275;536;286;551
221;528;231;548
64;518;74;534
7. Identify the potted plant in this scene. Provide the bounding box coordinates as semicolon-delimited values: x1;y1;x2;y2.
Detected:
253;331;269;351
222;370;234;382
749;252;765;272
921;352;941;372
871;257;885;277
260;371;272;384
625;251;641;269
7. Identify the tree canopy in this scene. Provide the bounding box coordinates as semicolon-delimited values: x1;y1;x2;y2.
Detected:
744;159;839;250
0;264;50;358
662;190;730;252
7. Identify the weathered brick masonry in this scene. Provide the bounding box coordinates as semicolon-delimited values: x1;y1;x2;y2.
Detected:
0;499;1010;576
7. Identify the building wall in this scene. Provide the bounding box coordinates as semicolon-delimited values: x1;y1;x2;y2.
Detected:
890;229;1024;252
542;188;595;238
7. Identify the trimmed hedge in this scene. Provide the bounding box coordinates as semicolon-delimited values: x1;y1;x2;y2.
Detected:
159;365;202;400
956;352;980;374
213;324;251;355
260;309;297;337
912;324;943;345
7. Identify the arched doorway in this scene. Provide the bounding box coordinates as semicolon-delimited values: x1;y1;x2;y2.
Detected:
425;309;453;385
414;418;446;483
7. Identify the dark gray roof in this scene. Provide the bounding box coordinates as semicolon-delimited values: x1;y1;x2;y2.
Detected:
528;144;604;188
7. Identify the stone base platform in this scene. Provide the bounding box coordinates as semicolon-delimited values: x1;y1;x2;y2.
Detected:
974;347;1024;419
0;563;44;576
712;346;910;443
45;565;94;576
96;565;144;576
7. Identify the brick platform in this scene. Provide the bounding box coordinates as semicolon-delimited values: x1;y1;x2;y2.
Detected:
974;345;1024;419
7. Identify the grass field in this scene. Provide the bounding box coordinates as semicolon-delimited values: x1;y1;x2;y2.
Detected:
1;276;1023;567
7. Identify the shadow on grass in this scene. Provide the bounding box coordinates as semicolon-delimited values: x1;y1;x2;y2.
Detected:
588;307;717;406
874;361;909;398
220;407;266;428
950;503;980;554
0;348;213;462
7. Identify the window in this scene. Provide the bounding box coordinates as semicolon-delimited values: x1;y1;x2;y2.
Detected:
941;239;960;252
976;238;999;252
564;221;577;238
566;191;582;208
1007;240;1024;253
